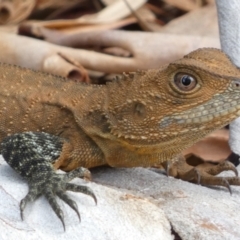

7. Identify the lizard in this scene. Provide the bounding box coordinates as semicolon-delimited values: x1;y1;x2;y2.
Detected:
0;47;240;230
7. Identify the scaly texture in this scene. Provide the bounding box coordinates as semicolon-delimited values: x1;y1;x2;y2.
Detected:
1;48;240;229
1;132;96;230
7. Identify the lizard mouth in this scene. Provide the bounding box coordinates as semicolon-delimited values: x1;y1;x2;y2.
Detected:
159;92;240;131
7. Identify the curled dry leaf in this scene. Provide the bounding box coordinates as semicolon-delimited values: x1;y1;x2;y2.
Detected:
183;129;230;162
0;31;219;75
159;3;218;38
163;0;206;11
35;0;82;10
19;17;137;36
43;53;90;83
122;0;161;32
0;32;91;81
0;0;36;24
0;0;93;25
21;0;146;30
45;30;220;71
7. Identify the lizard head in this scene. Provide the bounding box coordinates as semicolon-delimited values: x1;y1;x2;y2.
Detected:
106;48;240;154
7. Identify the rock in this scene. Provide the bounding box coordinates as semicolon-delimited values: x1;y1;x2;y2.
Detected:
92;166;240;240
1;154;240;240
0;156;172;240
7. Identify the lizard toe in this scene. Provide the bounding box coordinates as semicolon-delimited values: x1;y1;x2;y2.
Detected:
1;131;96;230
45;188;66;231
56;191;81;222
64;167;92;182
66;182;97;205
162;154;240;193
19;168;95;230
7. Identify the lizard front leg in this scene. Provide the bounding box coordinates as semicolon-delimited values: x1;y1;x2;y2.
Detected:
161;154;240;193
0;132;97;230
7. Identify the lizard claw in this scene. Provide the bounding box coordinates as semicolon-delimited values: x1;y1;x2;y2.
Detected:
222;179;232;195
1;132;97;230
162;154;240;193
18;167;96;230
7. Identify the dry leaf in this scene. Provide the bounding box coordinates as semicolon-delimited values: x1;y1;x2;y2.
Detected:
163;0;206;11
183;129;230;162
0;31;219;75
43;53;90;82
159;3;218;38
0;0;36;24
23;0;146;30
121;0;160;32
36;0;82;10
19;17;137;36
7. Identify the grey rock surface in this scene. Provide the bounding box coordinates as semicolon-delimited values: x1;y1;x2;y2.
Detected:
92;166;240;240
0;155;239;240
0;156;172;240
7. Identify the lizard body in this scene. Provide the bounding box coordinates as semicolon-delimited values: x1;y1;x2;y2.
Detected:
1;48;240;229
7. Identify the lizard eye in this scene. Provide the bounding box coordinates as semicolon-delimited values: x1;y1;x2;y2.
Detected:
174;73;197;91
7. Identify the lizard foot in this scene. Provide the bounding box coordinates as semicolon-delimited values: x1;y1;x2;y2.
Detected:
164;154;240;194
1;132;97;231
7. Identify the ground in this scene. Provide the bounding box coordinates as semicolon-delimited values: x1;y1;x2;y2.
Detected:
0;156;239;240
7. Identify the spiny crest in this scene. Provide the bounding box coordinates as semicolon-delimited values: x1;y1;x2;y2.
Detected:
184;48;235;68
184;48;225;61
106;70;146;87
171;48;240;78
